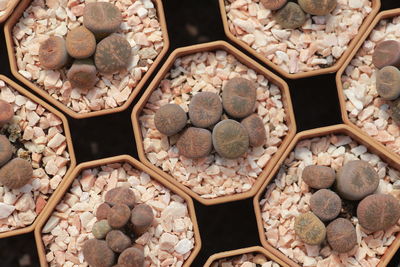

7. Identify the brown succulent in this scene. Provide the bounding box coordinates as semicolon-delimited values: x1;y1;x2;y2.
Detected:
67;59;97;90
106;230;131;253
0;158;33;189
310;189;341;221
391;97;400;125
326;218;357;253
66;26;96;59
38;36;69;70
0;99;14;126
118;247;145;267
92;219;112;239
96;203;112;220
222;77;256;119
176;127;212;159
241;114;266;147
154;104;187;136
298;0;337;16
302;165;336;189
188;92;222;128
376;66;400;100
83;239;115;267
372;40;400;69
107;204;131;229
275;2;306;29
83;2;122;39
131;203;154;236
0;135;13;167
294;212;326;245
105;187;136;208
260;0;287;10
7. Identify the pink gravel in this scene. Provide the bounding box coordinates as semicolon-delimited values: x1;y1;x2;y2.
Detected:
210;252;279;267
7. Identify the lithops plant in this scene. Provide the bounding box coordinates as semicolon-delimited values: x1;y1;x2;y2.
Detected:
66;26;96;59
375;66;400;100
96;203;111;220
336;160;379;200
372;40;400;69
38;36;69;69
92;219;112;239
188;92;222;128
154;104;187;136
357;194;400;232
0;158;33;189
212;119;249;159
118;247;145;267
176;127;212;159
302;165;336;189
294;212;326;245
260;0;287;10
67;59;97;89
391;98;400;125
105;187;136;208
310;189;341;222
0;135;12;167
107;204;131;229
275;2;306;29
83;2;122;39
94;34;132;74
0;99;14;126
131;204;154;236
298;0;337;16
83;239;115;267
106;230;131;253
222;77;256;119
241;114;266;147
326;218;357;253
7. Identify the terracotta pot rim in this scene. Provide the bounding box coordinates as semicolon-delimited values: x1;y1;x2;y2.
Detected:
4;0;170;119
218;0;381;79
253;124;400;267
33;154;202;267
0;74;76;239
131;40;297;205
0;0;21;23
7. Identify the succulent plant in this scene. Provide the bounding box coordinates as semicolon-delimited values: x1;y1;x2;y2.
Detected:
0;99;14;126
83;239;115;267
107;204;131;229
94;34;131;74
212;119;249;159
260;0;287;10
222;77;256;119
131;203;154;236
83;2;122;39
301;165;336;189
66;26;96;59
326;218;357;253
67;58;97;90
105;187;136;208
38;36;69;70
118;247;145;267
294;212;326;245
106;230;131;253
298;0;337;16
376;66;400;100
241;114;266;147
310;189;341;222
391;98;400;125
96;203;112;220
275;2;306;29
154;104;187;136
357;194;400;232
188;92;222;128
336;160;379;200
0;135;13;167
0;158;33;189
372;40;400;69
92;219;112;239
176;127;212;159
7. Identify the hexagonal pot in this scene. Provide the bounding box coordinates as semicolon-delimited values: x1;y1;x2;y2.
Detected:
204;246;289;267
219;0;380;79
131;40;296;205
34;155;201;267
254;124;400;267
0;0;20;23
337;9;400;166
0;75;75;239
4;0;169;119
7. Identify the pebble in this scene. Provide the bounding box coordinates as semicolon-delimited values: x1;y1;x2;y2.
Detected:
260;0;287;10
376;66;400;100
294;212;326;245
310;189;341;221
372;40;400;69
298;0;337;16
92;219;112;239
274;2;306;30
326;218;357;253
241;114;267;147
174;238;193;254
82;239;115;267
212;119;249;159
189;92;222;128
106;230;131;253
67;59;97;89
94;34;132;74
105;187;136;208
357;194;400;232
0;158;33;189
96;203;111;220
107;204;131;228
0;203;15;219
0;135;12;167
131;203;154;236
159;233;179;251
118;247;144;267
177;127;212;159
222;77;256;119
154;104;187;136
336;160;379;200
83;2;122;39
301;165;335;189
65;26;96;59
39;36;68;70
0;100;14;126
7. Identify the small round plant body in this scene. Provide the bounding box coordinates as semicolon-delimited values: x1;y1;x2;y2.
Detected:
154;104;187;136
39;36;69;70
0;158;33;189
372;40;400;69
275;2;307;29
222;77;256;119
83;2;122;39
